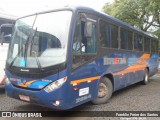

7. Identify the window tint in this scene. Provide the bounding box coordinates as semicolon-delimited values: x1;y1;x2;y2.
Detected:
151;39;158;53
73;21;97;54
134;33;143;51
99;20;118;49
72;13;97;69
86;24;97;53
120;28;127;49
111;25;118;48
128;31;133;50
99;20;110;48
144;37;150;52
120;28;133;50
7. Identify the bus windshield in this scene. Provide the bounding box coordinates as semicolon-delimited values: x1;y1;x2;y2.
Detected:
7;11;72;68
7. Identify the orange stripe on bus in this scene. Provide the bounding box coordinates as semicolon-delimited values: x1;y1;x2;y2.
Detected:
114;53;150;76
70;76;100;85
71;54;151;84
18;80;36;88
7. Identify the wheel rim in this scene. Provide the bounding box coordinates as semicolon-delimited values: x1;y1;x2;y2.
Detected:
98;82;108;98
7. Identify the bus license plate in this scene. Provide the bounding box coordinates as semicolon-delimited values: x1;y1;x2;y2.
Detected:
19;95;30;102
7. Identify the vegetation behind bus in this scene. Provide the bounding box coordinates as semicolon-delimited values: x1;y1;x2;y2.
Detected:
103;0;160;54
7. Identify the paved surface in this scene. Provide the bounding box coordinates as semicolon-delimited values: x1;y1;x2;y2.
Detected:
0;73;160;120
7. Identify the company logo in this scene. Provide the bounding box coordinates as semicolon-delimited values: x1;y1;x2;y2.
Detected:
104;58;127;65
20;69;29;72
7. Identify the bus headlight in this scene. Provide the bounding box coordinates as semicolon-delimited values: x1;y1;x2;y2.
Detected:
44;77;67;93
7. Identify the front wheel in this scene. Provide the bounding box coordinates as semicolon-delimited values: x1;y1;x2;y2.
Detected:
92;77;113;104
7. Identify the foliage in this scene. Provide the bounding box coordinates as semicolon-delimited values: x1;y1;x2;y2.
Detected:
103;0;160;32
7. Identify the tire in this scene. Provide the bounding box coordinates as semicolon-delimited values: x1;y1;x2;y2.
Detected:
142;69;149;85
92;77;113;104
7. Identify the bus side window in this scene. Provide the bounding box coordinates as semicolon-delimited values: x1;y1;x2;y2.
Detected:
134;33;143;51
120;28;133;50
111;24;118;48
72;14;97;69
85;24;97;53
72;21;82;53
99;20;110;48
144;37;150;53
120;28;128;49
128;31;133;50
73;21;97;54
151;39;157;53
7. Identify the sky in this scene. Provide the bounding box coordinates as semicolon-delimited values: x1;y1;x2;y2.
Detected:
0;0;113;17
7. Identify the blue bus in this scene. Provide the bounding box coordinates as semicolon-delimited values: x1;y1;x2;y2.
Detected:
4;6;159;110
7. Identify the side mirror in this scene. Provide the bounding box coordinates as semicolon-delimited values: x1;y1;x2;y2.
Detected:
79;13;93;38
4;34;12;43
0;24;14;45
84;22;92;38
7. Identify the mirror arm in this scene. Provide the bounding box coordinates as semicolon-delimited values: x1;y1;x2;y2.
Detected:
0;32;4;45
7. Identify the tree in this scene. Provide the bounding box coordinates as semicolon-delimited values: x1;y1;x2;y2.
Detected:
103;0;160;32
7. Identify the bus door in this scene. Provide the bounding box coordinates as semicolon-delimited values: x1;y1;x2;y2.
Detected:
70;12;99;104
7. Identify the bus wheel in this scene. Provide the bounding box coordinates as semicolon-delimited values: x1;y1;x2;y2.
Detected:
142;69;149;85
92;77;113;104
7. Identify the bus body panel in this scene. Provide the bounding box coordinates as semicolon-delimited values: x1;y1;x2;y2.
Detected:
5;52;159;110
5;69;74;110
148;54;159;76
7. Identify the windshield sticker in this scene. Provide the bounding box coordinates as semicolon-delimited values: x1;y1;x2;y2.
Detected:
20;58;26;67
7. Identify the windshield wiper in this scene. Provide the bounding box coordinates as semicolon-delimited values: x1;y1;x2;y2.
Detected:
10;15;38;68
32;51;42;70
30;28;43;70
30;27;43;70
9;27;42;70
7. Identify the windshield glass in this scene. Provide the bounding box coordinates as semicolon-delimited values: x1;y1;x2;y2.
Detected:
7;11;72;68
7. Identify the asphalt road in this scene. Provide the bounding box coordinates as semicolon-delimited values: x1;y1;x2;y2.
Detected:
0;73;160;120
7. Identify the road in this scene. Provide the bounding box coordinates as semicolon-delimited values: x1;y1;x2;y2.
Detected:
0;73;160;120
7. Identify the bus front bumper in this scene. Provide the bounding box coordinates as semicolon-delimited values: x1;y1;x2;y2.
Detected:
5;82;70;110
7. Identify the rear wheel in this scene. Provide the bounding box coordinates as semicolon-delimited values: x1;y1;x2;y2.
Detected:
142;69;149;85
92;77;113;104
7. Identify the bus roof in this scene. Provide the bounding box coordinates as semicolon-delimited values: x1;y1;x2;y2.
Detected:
71;6;158;40
18;6;158;40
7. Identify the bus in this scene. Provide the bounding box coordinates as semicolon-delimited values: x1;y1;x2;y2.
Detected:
0;24;14;85
4;6;159;110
